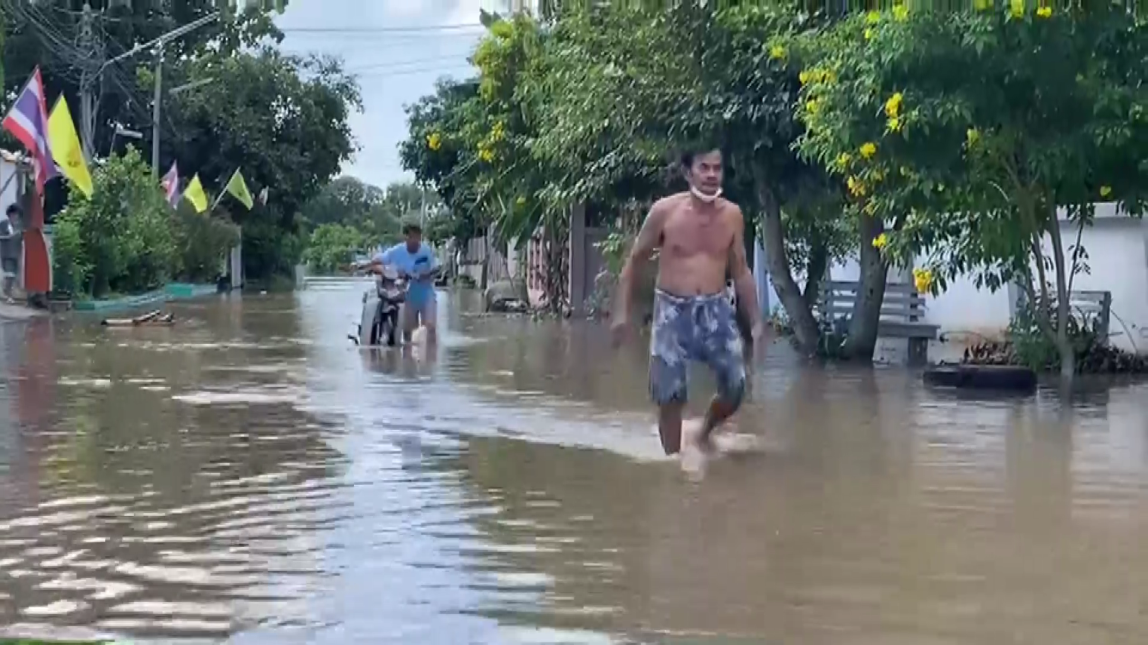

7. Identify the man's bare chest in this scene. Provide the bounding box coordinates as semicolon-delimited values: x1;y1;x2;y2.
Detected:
661;210;734;258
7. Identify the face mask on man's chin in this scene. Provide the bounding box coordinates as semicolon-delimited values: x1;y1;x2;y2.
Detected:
690;185;723;203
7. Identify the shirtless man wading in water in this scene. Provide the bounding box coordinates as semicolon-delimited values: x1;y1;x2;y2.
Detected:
612;146;764;457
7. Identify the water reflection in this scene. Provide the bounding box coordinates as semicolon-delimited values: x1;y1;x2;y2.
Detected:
0;288;1146;643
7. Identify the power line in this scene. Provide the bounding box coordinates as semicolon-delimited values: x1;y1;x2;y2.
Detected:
279;23;483;34
354;65;474;79
343;54;476;73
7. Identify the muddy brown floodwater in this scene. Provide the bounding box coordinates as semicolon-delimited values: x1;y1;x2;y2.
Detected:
1;287;1148;644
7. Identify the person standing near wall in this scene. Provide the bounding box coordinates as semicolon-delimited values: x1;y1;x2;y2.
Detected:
0;204;18;302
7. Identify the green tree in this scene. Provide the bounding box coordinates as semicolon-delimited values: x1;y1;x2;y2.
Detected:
401;78;485;247
796;4;1148;375
303;223;365;274
53;147;177;297
171;203;241;283
0;9;6;93
301;176;387;229
527;4;846;349
299;177;434;249
2;0;285;155
161;48;360;280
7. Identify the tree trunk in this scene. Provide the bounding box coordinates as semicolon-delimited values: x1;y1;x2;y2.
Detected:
1047;213;1075;378
802;240;829;312
757;182;819;355
842;214;889;361
480;235;490;291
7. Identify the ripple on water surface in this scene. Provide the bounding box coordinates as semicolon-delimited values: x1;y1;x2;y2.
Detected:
3;293;1148;644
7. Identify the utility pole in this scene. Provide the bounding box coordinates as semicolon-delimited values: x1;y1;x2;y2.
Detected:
78;2;97;160
151;43;164;176
77;12;219;168
420;185;427;228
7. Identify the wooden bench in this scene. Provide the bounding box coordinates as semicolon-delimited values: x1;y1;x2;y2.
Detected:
821;280;940;365
1016;290;1112;344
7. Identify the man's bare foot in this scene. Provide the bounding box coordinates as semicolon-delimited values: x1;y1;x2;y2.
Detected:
680;418;719;458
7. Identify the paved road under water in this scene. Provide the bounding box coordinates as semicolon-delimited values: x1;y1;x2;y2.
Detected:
2;289;1148;643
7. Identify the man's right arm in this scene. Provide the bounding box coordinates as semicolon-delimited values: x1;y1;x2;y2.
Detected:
362;246;395;274
614;201;666;322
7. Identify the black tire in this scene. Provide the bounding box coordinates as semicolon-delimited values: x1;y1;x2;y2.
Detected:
923;364;1037;391
384;312;399;347
369;314;383;346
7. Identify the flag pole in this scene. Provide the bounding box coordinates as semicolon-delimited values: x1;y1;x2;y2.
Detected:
210;187;225;212
207;169;233;212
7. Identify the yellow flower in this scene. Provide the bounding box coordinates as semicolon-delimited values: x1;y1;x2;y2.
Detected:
1036;5;1051;17
885;92;903;118
966;127;981;148
974;0;993;10
863;201;877;216
859;141;877;159
872;232;888;249
478;148;495;163
864;28;874;41
427;132;442;151
872;168;887;182
1100;185;1113;198
835;151;852;170
769;44;787;60
847;176;867;197
1010;0;1025;18
799;70;810;85
866;10;882;24
887;116;903;133
805;100;820;115
913;268;935;294
892;4;909;21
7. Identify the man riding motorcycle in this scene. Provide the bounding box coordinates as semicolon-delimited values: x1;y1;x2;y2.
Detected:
359;221;441;345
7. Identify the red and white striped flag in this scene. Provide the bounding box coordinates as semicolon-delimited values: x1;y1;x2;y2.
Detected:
161;162;180;207
1;66;58;197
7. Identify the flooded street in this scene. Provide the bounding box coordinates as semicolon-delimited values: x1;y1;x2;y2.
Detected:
2;289;1148;643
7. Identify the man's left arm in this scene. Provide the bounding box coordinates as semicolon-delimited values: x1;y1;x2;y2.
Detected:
729;207;762;337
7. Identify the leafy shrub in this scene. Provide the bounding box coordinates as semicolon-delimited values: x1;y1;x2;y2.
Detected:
1006;300;1104;372
52;148;176;297
172;203;240;282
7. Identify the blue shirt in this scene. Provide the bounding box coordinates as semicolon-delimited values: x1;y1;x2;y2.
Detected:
376;242;438;306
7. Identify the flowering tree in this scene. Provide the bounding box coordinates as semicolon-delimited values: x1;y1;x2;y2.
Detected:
795;3;1148;374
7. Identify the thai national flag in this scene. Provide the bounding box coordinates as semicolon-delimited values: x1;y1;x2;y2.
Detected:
1;66;58;197
161;162;180;207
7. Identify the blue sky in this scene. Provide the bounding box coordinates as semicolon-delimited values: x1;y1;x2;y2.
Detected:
275;0;509;188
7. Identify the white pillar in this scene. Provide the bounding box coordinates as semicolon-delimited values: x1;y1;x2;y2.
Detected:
754;241;770;316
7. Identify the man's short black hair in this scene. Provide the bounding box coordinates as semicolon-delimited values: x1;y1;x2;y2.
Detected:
5;204;19;216
402;220;423;235
680;144;724;169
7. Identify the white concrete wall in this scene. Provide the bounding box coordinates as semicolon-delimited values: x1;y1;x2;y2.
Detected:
813;203;1148;353
0;157;19;213
1038;210;1148;354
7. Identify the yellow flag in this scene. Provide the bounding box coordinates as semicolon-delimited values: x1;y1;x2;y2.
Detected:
46;97;93;199
183;174;209;213
225;168;254;210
